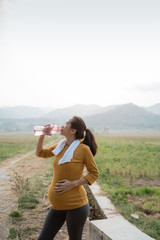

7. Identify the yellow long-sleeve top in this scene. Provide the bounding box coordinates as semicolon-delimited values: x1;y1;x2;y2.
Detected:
37;142;99;210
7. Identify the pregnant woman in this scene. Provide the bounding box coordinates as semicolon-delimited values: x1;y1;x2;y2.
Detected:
36;116;99;240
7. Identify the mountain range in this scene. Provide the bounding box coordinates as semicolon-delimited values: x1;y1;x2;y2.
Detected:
0;103;160;132
0;104;116;119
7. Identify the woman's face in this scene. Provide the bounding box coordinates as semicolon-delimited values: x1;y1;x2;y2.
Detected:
61;120;75;138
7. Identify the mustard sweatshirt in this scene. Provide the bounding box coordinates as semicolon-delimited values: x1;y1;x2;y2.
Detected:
37;143;99;210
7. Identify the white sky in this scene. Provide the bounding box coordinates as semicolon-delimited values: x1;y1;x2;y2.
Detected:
0;0;160;108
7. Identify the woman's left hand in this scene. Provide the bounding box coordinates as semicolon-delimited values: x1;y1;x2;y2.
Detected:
54;179;74;194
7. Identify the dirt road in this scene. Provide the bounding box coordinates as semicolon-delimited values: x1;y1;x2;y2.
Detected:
0;151;36;239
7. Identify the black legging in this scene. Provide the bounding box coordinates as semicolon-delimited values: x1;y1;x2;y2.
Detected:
38;203;90;240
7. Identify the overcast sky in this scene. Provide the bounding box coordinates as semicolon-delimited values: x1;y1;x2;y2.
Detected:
0;0;160;108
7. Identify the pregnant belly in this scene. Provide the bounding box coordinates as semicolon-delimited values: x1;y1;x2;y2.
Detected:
48;184;87;210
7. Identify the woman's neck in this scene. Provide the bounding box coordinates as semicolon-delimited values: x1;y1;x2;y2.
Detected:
66;137;76;146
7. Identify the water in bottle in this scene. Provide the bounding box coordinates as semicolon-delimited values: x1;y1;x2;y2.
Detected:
34;123;62;136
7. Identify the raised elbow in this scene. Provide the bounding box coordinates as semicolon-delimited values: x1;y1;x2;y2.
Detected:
36;150;41;157
35;151;39;157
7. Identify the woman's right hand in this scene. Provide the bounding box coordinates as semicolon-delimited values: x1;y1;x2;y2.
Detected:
43;124;53;136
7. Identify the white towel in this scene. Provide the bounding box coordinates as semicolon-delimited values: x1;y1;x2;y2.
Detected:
52;139;80;165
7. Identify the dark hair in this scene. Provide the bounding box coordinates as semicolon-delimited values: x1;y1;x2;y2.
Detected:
70;116;97;156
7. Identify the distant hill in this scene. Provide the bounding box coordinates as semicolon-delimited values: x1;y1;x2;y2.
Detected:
0;104;116;120
145;103;160;115
0;103;160;132
84;103;160;131
44;104;117;122
0;106;45;119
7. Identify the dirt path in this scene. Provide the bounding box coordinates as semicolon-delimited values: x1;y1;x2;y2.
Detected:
0;148;89;240
0;151;36;239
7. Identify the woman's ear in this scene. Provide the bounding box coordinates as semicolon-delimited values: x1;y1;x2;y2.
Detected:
71;129;76;135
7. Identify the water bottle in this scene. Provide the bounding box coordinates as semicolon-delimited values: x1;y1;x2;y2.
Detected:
34;123;62;136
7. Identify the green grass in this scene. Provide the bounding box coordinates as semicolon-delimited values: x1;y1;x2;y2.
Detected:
95;135;160;240
117;202;160;238
135;186;160;196
8;177;40;238
9;210;23;223
18;193;39;210
96;135;160;178
22;226;38;238
0;134;57;162
8;227;17;239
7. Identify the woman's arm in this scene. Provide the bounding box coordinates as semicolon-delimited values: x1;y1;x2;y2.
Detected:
72;177;89;187
83;146;99;185
36;135;45;156
36;136;56;158
54;177;88;195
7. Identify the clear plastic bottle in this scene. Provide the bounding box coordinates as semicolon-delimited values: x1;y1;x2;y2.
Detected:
34;123;62;136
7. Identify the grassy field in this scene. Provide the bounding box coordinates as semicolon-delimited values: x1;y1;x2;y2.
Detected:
95;134;160;240
0;133;58;162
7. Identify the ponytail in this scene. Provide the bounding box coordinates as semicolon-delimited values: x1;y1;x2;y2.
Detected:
70;116;98;156
83;129;97;156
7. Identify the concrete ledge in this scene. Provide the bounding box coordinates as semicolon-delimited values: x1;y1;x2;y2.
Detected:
88;182;155;240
